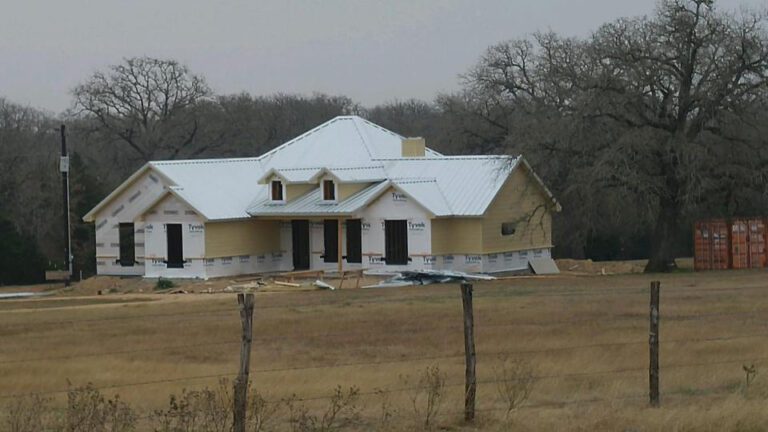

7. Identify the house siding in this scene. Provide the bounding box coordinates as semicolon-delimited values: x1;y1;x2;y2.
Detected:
205;220;281;258
357;187;432;271
481;166;553;254
430;218;483;255
93;170;168;276
144;194;207;278
286;184;314;201
338;182;370;201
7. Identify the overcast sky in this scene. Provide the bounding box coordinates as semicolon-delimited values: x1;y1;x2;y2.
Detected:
0;0;763;113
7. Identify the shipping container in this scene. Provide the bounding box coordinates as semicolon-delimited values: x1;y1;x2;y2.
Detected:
731;218;767;269
694;217;768;271
694;219;730;271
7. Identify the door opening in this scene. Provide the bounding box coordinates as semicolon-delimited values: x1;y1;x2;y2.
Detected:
384;220;408;265
292;220;310;270
166;223;184;268
323;219;338;263
346;219;362;263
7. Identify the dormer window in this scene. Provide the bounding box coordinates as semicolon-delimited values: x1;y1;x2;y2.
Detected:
322;179;336;201
271;180;284;201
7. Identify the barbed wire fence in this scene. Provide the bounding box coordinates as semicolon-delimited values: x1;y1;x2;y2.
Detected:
2;279;768;429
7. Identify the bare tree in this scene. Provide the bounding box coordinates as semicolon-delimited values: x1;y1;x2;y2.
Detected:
0;98;60;258
461;0;768;271
206;92;358;157
72;57;212;161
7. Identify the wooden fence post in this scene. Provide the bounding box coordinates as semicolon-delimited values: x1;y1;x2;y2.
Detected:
461;283;477;422
649;281;660;407
233;293;255;432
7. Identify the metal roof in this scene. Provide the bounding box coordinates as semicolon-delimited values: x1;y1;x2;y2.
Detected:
247;181;392;217
310;166;388;183
391;178;453;216
150;157;264;220
85;116;556;222
257;165;388;184
383;156;518;216
257;116;442;167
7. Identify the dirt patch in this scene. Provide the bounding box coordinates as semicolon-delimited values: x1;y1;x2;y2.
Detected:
0;296;153;311
63;276;157;296
0;283;62;293
555;257;694;275
556;259;647;275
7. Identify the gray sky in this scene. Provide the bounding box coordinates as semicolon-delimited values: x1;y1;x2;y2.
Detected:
0;0;763;113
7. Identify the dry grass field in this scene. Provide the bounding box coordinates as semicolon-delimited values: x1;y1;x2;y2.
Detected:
3;268;768;430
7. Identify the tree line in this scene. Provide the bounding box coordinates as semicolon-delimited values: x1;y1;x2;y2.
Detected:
1;0;767;283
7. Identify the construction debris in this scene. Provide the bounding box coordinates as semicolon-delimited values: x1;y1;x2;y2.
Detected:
225;281;264;292
528;257;560;275
0;292;39;300
363;269;495;288
274;281;301;288
314;280;336;290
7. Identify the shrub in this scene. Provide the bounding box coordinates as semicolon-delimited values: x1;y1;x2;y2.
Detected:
287;386;361;432
155;278;175;290
493;357;536;417
5;394;53;432
65;382;136;432
742;364;758;395
402;364;446;430
373;388;399;432
247;388;284;432
151;379;230;432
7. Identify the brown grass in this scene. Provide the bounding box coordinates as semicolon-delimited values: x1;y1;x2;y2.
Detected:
2;268;768;430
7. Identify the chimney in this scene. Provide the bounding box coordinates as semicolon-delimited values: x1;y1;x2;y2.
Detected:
401;137;426;157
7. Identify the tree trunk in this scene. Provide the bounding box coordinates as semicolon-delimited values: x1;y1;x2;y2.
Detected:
645;198;681;273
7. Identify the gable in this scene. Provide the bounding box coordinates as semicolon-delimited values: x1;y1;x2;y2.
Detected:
481;165;556;253
482;160;561;217
83;167;169;224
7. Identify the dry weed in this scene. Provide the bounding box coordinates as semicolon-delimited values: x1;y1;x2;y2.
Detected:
4;394;54;432
493;356;536;417
401;364;446;430
150;379;230;432
65;382;136;432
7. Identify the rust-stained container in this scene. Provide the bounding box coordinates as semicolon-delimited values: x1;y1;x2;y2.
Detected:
694;219;730;271
731;218;767;269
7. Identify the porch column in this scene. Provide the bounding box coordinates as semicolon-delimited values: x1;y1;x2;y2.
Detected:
337;217;343;273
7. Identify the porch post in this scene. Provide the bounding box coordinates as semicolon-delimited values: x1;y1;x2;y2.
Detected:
337;217;343;273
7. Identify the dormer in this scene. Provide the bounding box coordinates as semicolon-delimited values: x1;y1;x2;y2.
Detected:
321;177;337;203
270;179;285;202
258;168;316;203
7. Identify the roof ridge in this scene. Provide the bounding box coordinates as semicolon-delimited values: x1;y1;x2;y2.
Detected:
433;181;454;214
355;116;405;140
328;165;385;171
150;157;261;165
391;177;437;183
257;117;343;161
374;155;515;161
349;117;375;159
275;164;385;171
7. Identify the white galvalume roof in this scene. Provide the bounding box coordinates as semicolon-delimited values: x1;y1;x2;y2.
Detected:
257;165;388;184
383;156;518;216
86;116;555;222
247;181;392;216
150;157;264;220
257;115;442;167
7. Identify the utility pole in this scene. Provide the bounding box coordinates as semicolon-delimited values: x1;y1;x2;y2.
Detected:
59;125;72;285
233;293;255;432
461;283;477;422
649;280;660;407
